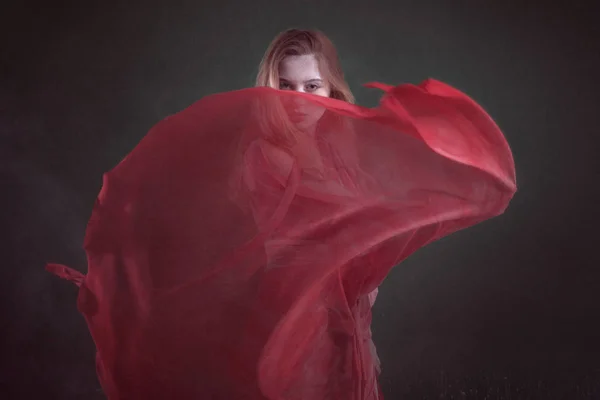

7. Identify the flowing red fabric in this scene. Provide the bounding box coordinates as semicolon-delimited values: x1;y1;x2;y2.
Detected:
48;79;516;399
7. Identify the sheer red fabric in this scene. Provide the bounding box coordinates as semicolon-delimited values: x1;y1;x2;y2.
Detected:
48;79;516;399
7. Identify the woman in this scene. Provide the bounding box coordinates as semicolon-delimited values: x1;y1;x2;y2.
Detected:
48;29;516;399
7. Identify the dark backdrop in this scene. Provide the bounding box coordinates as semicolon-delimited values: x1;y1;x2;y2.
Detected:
2;0;599;398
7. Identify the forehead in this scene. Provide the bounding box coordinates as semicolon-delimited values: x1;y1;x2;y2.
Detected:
278;54;323;82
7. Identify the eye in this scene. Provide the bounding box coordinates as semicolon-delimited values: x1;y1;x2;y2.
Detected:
305;84;320;92
279;82;291;90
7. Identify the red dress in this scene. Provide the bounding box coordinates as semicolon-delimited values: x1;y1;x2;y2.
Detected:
48;79;516;399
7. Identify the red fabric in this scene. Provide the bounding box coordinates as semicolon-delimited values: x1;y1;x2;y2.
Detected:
49;79;516;399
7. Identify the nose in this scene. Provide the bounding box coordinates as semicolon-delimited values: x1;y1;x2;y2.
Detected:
291;95;309;111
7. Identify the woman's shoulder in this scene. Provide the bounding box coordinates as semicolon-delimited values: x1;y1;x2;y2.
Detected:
246;138;294;177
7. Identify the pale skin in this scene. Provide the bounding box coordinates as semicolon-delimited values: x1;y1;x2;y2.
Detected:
277;54;330;132
250;53;355;198
278;54;331;97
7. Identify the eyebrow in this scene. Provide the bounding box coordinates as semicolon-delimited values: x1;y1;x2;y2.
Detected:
279;78;323;84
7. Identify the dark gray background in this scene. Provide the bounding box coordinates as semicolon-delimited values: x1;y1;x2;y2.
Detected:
2;0;598;398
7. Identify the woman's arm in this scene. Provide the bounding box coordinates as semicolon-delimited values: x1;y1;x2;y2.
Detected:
254;139;357;201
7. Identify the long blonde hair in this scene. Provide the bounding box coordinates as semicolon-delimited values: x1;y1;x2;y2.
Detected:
230;29;358;207
256;29;354;104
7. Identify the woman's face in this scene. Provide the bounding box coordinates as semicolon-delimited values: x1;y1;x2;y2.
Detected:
278;54;331;97
278;54;330;130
